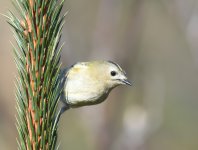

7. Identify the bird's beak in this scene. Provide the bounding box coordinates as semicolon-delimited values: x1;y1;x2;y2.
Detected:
121;79;132;86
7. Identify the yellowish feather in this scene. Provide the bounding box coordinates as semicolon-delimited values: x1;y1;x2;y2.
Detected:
62;61;131;107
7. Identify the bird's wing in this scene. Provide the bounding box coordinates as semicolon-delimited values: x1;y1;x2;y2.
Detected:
59;67;70;100
59;62;80;90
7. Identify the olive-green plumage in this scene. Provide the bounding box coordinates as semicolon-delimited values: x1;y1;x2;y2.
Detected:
62;61;131;107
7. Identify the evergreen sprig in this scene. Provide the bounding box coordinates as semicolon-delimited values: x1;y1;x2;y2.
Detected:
7;0;65;149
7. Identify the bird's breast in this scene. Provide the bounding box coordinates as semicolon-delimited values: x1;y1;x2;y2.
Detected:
64;75;109;107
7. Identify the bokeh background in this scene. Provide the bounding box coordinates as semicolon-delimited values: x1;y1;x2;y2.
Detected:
1;0;198;150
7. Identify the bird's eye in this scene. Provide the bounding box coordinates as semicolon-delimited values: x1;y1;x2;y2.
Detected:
110;71;117;76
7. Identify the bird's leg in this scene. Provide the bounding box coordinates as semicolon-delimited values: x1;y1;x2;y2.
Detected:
55;102;70;124
55;68;70;123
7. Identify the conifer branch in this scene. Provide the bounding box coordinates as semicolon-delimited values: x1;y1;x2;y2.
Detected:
8;0;65;149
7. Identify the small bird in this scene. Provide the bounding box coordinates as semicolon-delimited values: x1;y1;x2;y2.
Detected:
60;60;131;112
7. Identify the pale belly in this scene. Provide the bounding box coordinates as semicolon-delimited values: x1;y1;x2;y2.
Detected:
64;78;109;107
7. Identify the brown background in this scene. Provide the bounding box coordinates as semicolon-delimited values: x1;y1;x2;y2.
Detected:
0;0;198;150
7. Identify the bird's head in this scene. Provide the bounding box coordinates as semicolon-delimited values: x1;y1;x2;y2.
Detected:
84;61;132;89
102;61;132;88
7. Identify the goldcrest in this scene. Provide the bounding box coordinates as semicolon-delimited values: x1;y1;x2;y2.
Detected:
60;60;131;109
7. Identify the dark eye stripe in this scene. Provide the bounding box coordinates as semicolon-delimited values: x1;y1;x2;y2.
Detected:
108;60;123;72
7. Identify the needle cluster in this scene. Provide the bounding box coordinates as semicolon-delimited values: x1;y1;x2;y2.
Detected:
7;0;65;149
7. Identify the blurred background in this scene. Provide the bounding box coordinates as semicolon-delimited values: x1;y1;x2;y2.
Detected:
1;0;198;149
